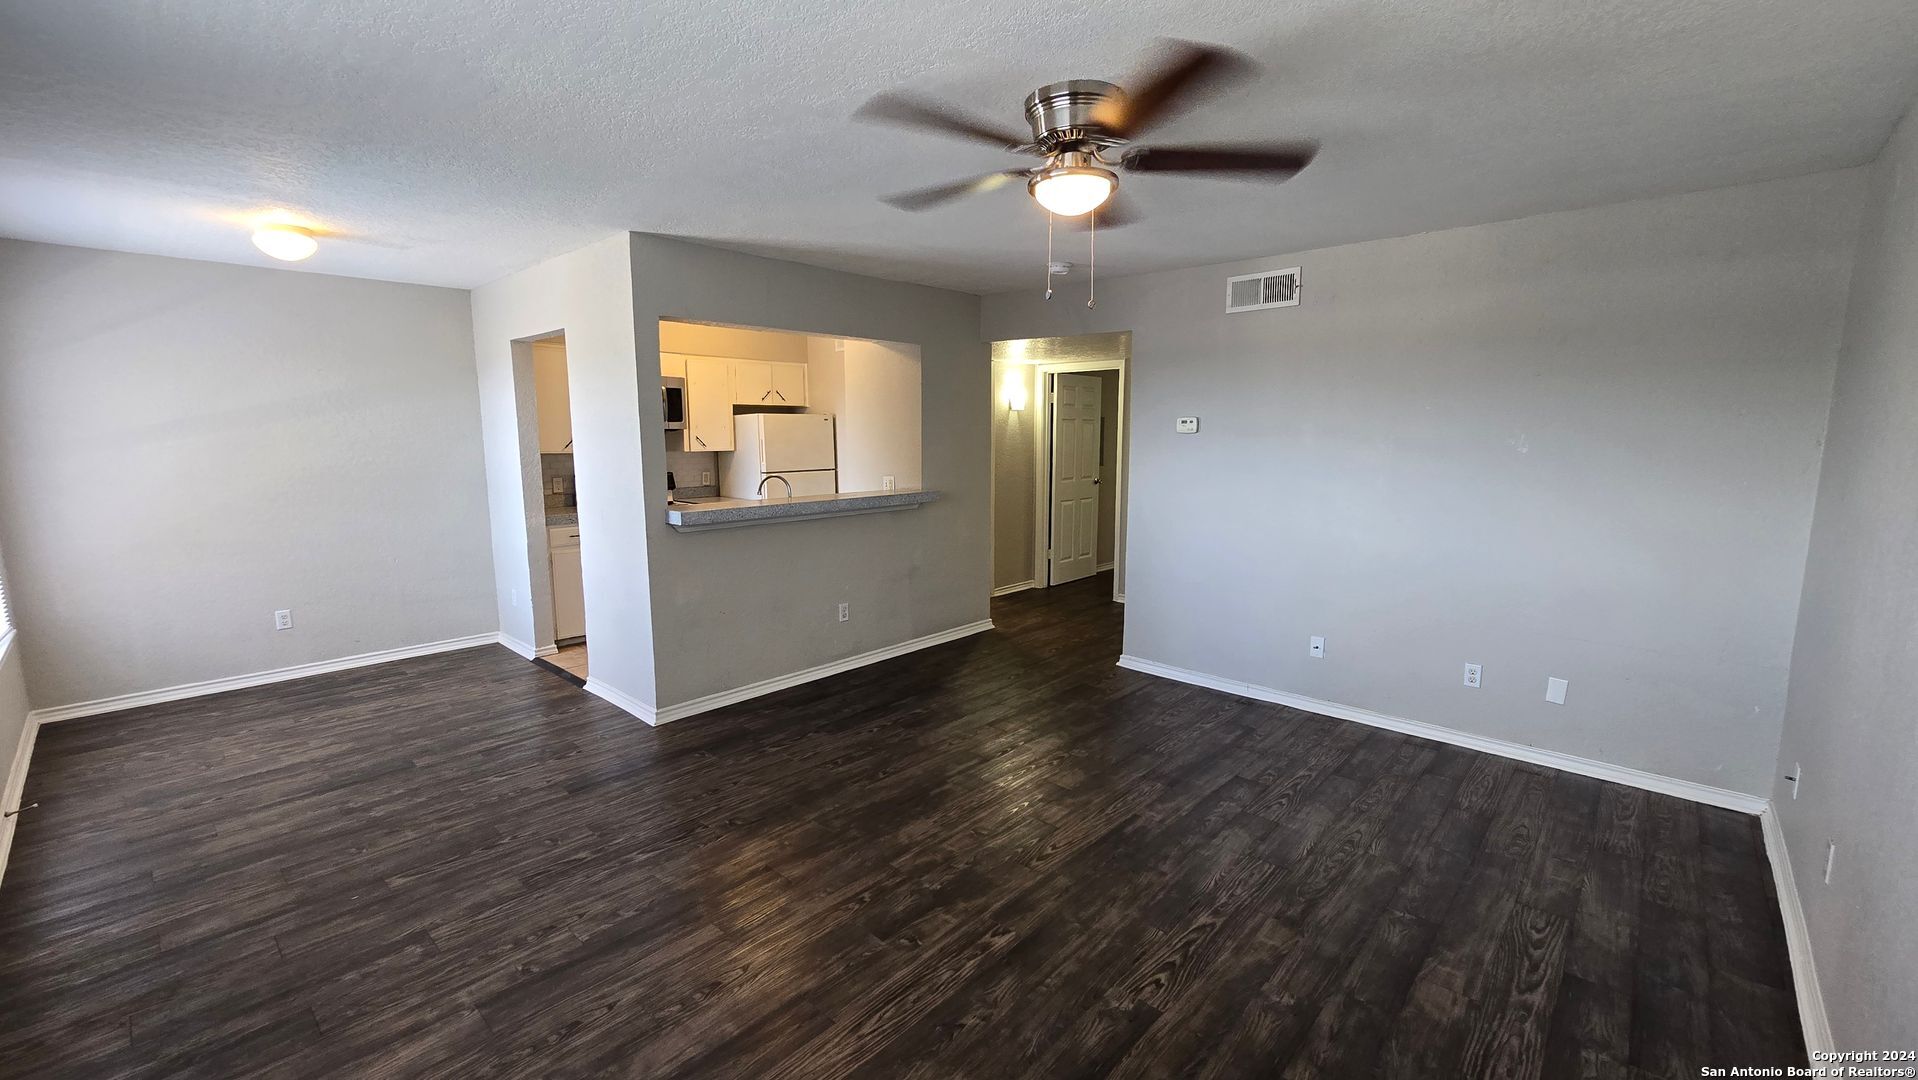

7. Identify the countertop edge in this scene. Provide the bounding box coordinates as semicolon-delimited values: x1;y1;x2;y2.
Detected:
666;490;941;531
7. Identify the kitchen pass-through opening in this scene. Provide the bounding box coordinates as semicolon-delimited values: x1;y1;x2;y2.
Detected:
657;319;923;506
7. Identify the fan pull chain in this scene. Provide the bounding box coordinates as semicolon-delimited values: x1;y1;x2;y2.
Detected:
1087;209;1097;309
1044;213;1055;301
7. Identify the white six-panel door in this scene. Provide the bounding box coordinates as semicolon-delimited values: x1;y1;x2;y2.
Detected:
1048;373;1103;585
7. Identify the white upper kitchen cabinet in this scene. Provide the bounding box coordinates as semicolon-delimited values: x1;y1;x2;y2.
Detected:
732;359;807;406
770;361;808;406
684;355;736;452
731;359;773;405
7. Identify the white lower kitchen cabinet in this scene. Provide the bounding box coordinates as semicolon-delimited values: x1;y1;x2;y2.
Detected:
549;525;585;641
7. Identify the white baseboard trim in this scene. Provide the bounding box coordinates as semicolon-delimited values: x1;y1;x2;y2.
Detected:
654;620;996;725
28;633;505;726
1115;654;1768;815
498;634;558;660
584;678;658;726
1096;561;1115;572
991;581;1037;598
0;711;40;889
1760;806;1833;1056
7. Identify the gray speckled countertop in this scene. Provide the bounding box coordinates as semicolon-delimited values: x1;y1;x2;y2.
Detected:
666;489;939;531
545;509;579;527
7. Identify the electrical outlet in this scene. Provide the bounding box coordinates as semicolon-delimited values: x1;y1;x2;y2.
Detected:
1463;663;1481;688
1824;840;1837;884
274;609;293;631
881;475;896;492
700;470;713;486
1309;636;1325;659
837;602;850;623
1545;677;1568;705
1176;416;1200;434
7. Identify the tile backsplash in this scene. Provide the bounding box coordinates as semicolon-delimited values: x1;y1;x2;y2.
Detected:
546;450;722;506
541;453;576;510
667;449;718;498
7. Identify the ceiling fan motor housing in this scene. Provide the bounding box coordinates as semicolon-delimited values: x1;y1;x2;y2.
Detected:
1023;79;1125;148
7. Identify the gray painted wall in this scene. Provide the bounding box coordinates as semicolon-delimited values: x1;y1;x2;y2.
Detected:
630;234;988;707
0;240;496;708
1774;109;1918;1048
982;169;1866;795
0;631;29;877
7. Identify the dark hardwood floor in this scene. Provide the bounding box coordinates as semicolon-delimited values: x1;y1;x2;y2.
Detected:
0;573;1804;1077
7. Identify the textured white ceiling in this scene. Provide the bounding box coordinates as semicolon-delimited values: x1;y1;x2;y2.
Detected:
3;0;1916;292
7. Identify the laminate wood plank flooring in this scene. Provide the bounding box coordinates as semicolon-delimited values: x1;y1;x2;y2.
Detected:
0;573;1806;1077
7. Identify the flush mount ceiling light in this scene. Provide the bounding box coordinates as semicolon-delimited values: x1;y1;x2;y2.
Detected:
251;223;318;262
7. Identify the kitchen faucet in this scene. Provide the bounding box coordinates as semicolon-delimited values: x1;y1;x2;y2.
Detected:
757;474;793;498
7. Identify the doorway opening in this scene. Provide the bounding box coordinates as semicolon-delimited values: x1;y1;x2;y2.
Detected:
989;332;1129;604
518;331;590;684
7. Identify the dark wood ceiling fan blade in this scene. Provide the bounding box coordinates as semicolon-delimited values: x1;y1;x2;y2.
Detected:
855;93;1033;152
881;170;1028;211
1119;143;1318;177
1090;40;1255;140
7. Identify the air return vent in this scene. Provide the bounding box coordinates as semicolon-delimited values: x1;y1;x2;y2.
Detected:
1226;267;1301;313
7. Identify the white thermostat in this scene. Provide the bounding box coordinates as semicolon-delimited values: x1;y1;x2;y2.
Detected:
1176;416;1200;434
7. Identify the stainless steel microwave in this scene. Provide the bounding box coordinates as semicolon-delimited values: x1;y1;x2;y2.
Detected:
661;377;686;430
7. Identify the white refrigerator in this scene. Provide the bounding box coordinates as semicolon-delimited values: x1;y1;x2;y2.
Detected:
722;413;838;498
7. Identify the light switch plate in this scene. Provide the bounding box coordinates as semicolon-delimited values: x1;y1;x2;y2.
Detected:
1176;416;1200;434
1546;677;1568;705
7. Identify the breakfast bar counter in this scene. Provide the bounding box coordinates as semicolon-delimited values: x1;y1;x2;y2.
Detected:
665;489;939;532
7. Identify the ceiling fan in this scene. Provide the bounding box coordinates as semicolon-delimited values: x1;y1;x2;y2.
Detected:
856;40;1317;226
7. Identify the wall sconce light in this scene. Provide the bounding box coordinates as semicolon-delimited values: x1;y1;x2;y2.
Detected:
1002;370;1029;411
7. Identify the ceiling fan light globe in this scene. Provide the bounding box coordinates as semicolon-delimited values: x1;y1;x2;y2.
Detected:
1029;168;1117;218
